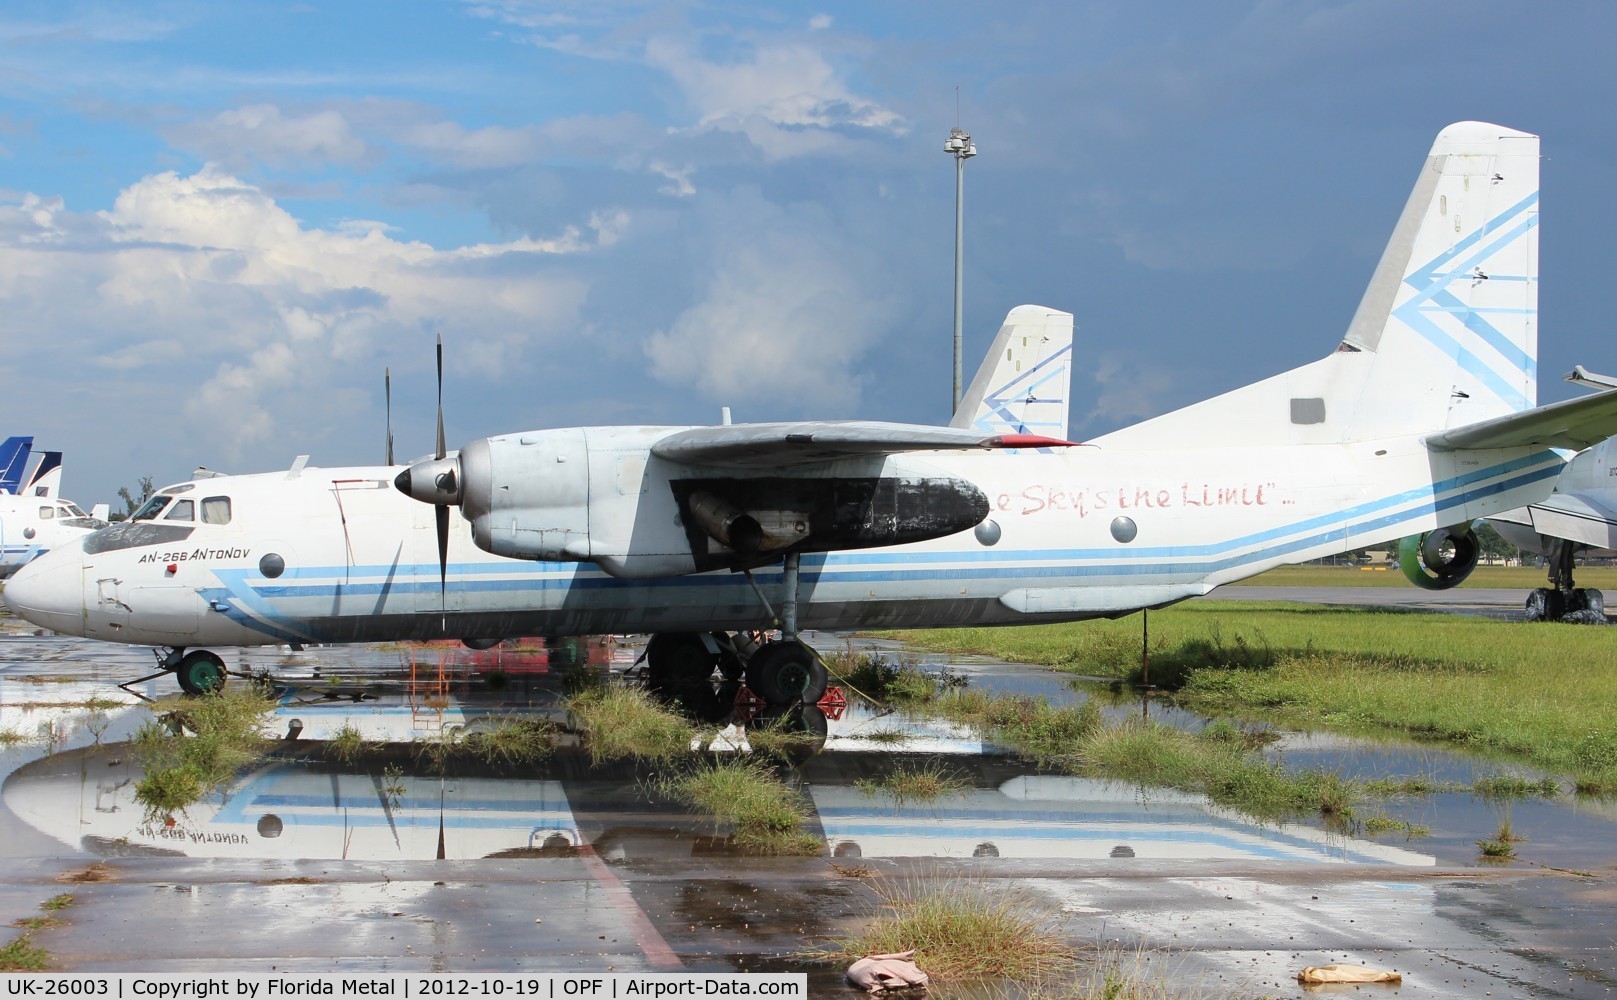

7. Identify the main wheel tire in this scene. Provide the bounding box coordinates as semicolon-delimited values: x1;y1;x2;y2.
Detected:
1575;588;1606;618
1525;588;1549;621
175;650;227;695
745;641;828;705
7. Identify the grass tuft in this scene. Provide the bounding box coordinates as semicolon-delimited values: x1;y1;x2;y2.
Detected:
0;934;49;971
1472;772;1560;800
856;759;969;806
463;716;555;766
829;877;1071;983
565;686;696;764
656;758;820;855
132;688;274;820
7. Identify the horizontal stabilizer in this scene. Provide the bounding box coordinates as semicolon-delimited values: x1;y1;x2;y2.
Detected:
1425;390;1617;452
652;421;1078;468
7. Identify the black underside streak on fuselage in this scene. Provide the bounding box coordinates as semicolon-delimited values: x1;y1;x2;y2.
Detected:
669;475;988;573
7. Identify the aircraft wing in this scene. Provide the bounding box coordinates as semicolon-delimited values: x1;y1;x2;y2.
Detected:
650;421;1077;468
1425;391;1617;452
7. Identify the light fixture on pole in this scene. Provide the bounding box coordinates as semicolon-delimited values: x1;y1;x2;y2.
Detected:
945;125;976;414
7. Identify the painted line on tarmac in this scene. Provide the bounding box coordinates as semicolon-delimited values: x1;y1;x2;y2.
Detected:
577;843;684;969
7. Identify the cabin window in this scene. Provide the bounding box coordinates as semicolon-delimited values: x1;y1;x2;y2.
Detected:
201;496;232;525
132;496;172;521
164;499;196;522
37;506;54;520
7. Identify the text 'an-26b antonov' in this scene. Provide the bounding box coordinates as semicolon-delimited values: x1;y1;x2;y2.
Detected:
10;121;1617;701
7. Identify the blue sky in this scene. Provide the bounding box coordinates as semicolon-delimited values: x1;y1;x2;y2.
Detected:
3;0;1615;506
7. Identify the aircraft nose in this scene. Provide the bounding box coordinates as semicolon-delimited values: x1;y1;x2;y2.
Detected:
3;548;83;634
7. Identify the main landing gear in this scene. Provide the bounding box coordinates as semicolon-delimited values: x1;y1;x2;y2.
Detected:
151;647;229;696
1525;538;1607;623
643;552;830;708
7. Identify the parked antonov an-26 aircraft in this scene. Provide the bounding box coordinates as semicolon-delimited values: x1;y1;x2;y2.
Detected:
9;122;1617;699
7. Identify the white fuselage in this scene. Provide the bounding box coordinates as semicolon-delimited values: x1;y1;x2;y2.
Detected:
3;426;1564;650
0;494;104;580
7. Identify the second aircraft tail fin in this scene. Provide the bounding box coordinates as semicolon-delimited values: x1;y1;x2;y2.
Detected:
951;305;1073;439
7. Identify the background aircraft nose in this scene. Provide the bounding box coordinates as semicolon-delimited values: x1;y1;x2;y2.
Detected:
2;549;83;634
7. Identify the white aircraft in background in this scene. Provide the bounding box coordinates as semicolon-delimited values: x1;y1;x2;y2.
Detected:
0;445;107;580
10;122;1617;699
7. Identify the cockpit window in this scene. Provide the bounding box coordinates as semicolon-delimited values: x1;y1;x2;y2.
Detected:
38;506;54;520
62;503;87;517
164;499;196;522
132;496;172;521
201;496;232;525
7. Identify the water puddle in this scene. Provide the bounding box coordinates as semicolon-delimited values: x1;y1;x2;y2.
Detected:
0;626;1612;874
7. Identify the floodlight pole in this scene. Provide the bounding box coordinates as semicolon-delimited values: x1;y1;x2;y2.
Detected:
946;126;976;414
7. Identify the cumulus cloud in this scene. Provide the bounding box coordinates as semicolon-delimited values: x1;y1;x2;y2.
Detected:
164;104;375;171
644;198;902;412
0;168;606;459
646;36;904;136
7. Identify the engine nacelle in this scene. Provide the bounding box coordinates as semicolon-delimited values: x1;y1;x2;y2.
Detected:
461;431;592;562
1397;523;1480;590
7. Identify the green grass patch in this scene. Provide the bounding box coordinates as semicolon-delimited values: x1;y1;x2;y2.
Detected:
829;877;1071;984
132;688;275;819
1077;720;1356;823
888;602;1617;783
928;690;1104;763
565;686;696;764
40;895;74;912
324;724;371;765
462;716;555;767
856;760;969;805
0;727;27;747
0;934;49;971
1362;815;1430;839
656;758;820;855
10;917;63;931
1472;772;1561;800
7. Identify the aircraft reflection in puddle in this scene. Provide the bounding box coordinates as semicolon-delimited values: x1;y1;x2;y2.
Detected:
2;739;1434;867
812;774;1434;866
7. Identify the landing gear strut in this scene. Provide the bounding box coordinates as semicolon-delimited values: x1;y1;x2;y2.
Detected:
743;552;828;705
642;552;828;707
1525;538;1606;623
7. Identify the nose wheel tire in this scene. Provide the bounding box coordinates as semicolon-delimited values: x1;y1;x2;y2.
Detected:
175;650;228;695
745;640;827;706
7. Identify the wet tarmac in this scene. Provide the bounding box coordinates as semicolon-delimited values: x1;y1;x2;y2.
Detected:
2;616;1615;996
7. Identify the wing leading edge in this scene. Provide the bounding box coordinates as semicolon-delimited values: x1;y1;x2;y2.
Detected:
650;421;1078;469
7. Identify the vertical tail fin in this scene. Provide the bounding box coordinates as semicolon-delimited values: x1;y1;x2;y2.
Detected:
0;437;33;495
1095;122;1539;449
25;452;62;498
951;305;1073;438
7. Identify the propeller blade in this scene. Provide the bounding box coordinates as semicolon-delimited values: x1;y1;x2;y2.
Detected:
385;367;394;466
435;335;446;461
436;502;450;626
